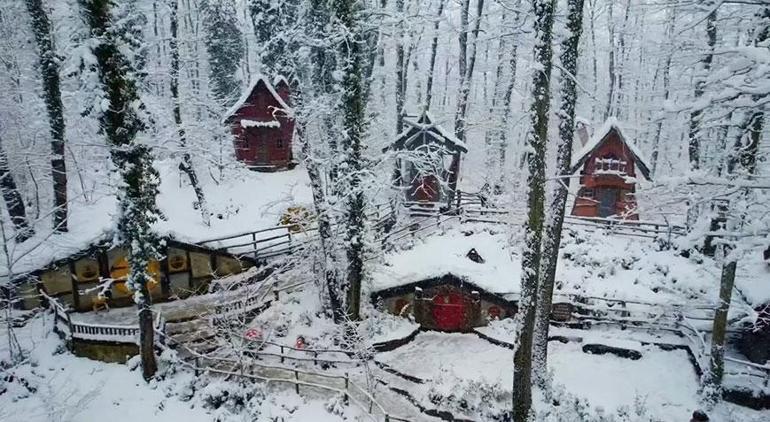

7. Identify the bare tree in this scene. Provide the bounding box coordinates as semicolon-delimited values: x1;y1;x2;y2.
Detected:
0;133;32;242
169;0;210;226
24;0;68;233
688;3;718;171
532;0;585;386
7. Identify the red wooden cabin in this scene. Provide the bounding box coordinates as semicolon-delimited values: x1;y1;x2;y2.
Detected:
384;111;467;203
570;121;651;219
223;75;295;171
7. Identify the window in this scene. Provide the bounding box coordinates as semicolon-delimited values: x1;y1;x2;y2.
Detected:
276;139;284;149
582;188;594;198
595;154;626;174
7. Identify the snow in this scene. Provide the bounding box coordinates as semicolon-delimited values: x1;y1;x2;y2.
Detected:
222;74;293;123
1;163;313;278
371;224;722;307
375;331;769;421
239;118;280;129
395;110;468;152
0;312;363;422
571;117;651;175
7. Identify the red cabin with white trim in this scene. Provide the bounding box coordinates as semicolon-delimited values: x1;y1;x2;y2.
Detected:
224;76;295;171
570;121;651;219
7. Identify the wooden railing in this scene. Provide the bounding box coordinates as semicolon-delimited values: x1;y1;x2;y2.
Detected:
41;290;140;343
198;203;396;261
172;342;409;421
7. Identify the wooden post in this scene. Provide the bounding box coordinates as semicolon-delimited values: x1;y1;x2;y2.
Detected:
252;233;257;260
287;231;293;255
314;351;318;366
294;370;299;394
280;346;284;363
274;290;280;301
344;373;349;404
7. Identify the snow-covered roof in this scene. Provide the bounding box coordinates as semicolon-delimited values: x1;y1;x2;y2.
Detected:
240;119;280;129
386;110;468;153
0;161;313;280
223;75;293;124
570;118;652;180
370;226;727;307
273;75;289;88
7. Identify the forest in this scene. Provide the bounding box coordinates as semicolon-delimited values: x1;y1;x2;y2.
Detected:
0;0;769;421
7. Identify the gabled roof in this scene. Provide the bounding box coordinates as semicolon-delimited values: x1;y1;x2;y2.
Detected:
273;75;289;88
570;118;652;181
384;110;468;154
222;75;293;124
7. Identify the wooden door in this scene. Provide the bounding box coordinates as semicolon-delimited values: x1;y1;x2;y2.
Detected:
431;292;466;331
413;175;440;202
597;188;618;217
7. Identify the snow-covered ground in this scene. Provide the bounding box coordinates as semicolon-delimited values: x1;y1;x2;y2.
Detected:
2;162;313;277
370;223;769;311
375;330;769;421
0;312;363;422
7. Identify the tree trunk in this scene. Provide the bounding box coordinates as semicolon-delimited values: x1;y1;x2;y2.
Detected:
334;0;367;321
687;5;717;171
79;0;161;381
493;1;522;194
425;0;445;110
169;0;209;226
603;0;615;120
532;0;585;386
395;0;405;134
25;0;68;233
650;6;676;176
449;0;484;203
513;0;555;419
0;135;32;242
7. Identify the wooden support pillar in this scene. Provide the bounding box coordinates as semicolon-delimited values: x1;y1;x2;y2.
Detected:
68;260;80;311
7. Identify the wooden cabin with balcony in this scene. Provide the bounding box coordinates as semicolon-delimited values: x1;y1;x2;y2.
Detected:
570;122;651;219
224;75;296;171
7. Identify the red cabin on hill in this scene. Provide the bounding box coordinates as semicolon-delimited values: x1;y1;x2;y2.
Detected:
223;76;295;171
570;120;651;219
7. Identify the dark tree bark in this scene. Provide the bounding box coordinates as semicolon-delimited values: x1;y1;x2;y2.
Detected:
0;135;32;242
425;0;445;110
687;5;717;171
449;0;484;204
532;0;585;386
395;0;405;135
25;0;68;233
333;0;367;321
513;0;555;419
79;0;161;381
603;0;615;120
651;6;676;176
169;0;209;226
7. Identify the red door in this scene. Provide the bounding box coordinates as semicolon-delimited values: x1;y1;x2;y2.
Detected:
432;292;466;331
413;175;440;202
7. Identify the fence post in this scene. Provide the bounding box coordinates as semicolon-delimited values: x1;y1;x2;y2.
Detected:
344;373;349;404
288;231;293;255
66;312;73;335
281;346;284;363
274;290;280;302
294;370;299;394
314;352;318;366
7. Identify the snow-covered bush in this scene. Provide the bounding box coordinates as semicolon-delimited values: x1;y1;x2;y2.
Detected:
426;367;511;420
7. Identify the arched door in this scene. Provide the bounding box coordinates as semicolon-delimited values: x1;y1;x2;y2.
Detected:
432;292;466;331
